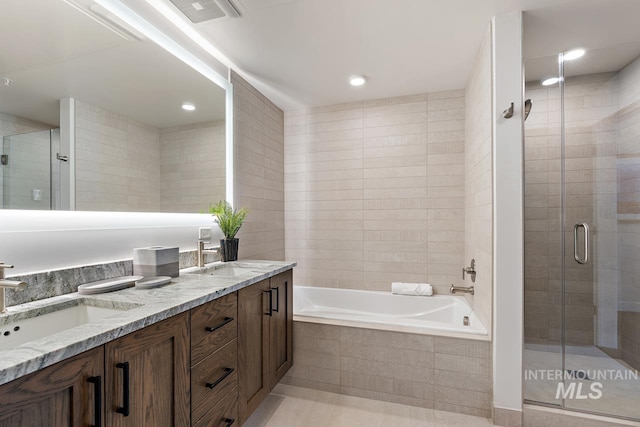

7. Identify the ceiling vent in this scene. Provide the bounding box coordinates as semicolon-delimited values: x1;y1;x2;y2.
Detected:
169;0;241;23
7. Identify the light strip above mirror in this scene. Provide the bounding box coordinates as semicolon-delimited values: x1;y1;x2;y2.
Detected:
94;0;234;206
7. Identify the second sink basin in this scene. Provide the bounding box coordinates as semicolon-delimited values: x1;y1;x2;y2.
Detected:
0;299;141;351
188;262;265;277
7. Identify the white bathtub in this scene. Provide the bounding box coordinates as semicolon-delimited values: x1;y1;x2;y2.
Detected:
294;286;488;338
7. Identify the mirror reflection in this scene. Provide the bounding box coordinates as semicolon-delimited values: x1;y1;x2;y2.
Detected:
0;0;227;213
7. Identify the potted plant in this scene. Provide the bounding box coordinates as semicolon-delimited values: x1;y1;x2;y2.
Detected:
209;200;248;262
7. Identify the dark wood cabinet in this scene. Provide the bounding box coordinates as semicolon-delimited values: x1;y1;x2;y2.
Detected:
190;293;238;427
238;271;294;424
0;268;293;427
105;312;190;427
0;346;104;427
237;279;271;425
269;270;293;389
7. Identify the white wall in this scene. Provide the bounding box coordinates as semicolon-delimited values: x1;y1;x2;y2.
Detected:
492;12;524;412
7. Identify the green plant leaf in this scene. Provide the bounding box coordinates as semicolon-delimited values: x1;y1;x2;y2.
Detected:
208;200;248;239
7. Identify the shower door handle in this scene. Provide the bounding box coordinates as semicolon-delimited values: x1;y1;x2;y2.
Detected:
573;223;589;264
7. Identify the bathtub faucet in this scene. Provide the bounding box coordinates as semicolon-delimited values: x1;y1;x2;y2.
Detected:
450;285;474;296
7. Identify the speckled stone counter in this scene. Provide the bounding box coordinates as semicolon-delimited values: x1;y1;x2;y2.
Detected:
0;260;295;386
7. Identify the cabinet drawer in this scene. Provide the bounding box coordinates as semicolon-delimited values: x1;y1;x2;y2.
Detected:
191;292;237;366
193;389;238;427
192;339;238;424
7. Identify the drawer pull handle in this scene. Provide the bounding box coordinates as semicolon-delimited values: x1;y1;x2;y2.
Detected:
115;362;130;417
87;376;102;427
224;418;235;427
206;367;234;390
205;317;234;332
271;286;280;313
264;289;273;316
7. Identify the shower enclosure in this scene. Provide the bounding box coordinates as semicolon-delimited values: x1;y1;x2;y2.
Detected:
523;43;640;420
0;129;60;210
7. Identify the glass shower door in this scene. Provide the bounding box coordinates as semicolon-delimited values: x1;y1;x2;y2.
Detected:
523;52;564;407
1;129;55;210
561;45;640;420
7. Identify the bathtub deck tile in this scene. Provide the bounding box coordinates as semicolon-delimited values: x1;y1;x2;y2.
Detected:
287;364;341;385
341;371;435;401
295;349;341;370
434;385;492;411
340;356;435;384
434;336;491;359
433;369;492;393
434;401;492;419
294;334;340;356
434;353;491;376
280;376;342;394
339;341;435;368
294;321;341;340
340;386;435;410
339;327;435;352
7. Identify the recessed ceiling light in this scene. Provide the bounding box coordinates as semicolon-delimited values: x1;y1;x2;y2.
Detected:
349;75;366;87
541;77;560;86
564;48;585;61
182;102;196;111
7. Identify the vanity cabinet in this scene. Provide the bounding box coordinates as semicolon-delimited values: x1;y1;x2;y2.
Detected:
0;267;293;427
269;270;293;389
238;271;294;424
0;346;104;427
105;312;190;427
237;279;271;424
190;293;238;427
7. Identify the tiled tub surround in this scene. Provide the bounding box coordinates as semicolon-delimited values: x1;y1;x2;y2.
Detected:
282;321;492;418
284;91;466;296
0;260;295;385
5;249;220;307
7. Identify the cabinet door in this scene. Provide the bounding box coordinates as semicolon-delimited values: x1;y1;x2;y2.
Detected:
0;347;104;427
269;270;293;389
237;279;270;425
105;312;190;427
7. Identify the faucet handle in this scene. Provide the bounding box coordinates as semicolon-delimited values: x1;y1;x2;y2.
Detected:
0;264;14;269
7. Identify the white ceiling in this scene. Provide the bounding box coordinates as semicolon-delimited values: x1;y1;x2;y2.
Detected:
166;0;581;110
0;0;225;128
523;0;640;83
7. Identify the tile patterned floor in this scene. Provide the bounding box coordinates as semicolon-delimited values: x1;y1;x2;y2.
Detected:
244;384;494;427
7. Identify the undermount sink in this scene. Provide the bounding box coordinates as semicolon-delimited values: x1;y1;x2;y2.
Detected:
207;266;257;276
188;262;265;277
0;299;141;351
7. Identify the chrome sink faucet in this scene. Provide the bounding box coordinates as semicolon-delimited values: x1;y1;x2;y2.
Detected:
0;263;28;313
197;240;221;268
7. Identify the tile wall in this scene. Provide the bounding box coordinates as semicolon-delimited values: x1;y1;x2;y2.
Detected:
464;25;493;332
75;100;226;213
282;321;492;418
75;100;162;212
231;71;285;261
159;120;226;213
284;92;466;294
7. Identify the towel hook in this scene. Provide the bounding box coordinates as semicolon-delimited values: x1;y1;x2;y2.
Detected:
502;102;514;119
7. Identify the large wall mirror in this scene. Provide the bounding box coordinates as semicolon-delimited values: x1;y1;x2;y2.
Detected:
0;0;229;213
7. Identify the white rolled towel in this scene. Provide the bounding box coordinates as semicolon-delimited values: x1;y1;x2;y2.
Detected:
392;282;433;296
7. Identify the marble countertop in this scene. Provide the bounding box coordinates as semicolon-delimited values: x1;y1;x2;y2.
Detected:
0;260;295;386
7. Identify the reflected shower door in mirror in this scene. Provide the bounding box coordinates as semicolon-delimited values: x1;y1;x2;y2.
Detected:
0;0;228;213
1;129;60;210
